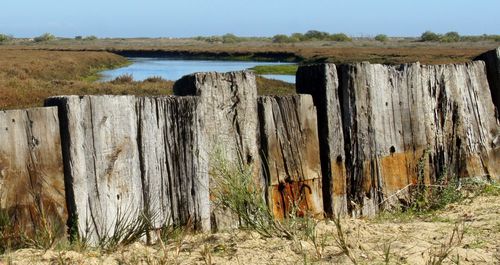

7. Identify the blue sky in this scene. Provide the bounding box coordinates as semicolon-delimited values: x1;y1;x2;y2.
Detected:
1;0;498;38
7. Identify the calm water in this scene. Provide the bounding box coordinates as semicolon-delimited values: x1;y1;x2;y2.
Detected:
100;57;296;83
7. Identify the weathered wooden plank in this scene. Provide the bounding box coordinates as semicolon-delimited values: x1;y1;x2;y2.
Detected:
298;61;499;217
341;61;499;216
338;63;427;216
46;96;143;245
475;47;500;117
136;96;209;231
296;64;348;216
422;62;499;180
0;107;66;237
258;95;323;219
46;95;211;244
174;71;260;231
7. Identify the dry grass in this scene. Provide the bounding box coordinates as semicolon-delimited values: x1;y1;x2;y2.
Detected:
3;193;499;264
256;76;294;96
0;49;295;109
0;50;174;109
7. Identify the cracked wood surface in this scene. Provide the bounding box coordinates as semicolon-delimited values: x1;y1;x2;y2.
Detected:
0;107;66;236
298;60;499;217
45;96;143;245
174;71;260;231
258;95;323;219
45;95;210;245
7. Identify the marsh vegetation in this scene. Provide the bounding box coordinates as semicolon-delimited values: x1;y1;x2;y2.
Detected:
0;50;295;109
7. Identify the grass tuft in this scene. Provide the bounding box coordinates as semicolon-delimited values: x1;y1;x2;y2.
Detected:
111;74;134;84
143;76;167;83
426;223;465;265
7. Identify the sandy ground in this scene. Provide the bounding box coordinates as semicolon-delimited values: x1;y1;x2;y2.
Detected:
1;194;499;265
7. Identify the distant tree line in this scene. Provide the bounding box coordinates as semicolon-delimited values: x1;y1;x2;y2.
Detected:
74;35;98;41
272;30;352;43
194;33;269;44
0;34;13;43
33;33;56;42
420;31;500;42
194;30;500;44
0;33;99;43
1;31;499;44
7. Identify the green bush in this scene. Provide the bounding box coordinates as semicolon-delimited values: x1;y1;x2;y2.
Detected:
304;30;330;40
0;34;12;43
291;32;306;41
329;33;352;42
84;35;98;41
222;33;240;44
272;34;293;43
441;31;460;42
374;34;389;42
75;36;83;40
420;31;441;42
143;76;167;82
206;36;222;43
33;33;56;42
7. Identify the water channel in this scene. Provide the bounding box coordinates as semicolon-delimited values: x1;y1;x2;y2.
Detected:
100;57;296;83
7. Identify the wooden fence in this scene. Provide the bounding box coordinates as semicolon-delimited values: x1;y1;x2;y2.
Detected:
1;48;499;245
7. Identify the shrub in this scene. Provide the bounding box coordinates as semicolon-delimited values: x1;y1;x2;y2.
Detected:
375;34;389;42
143;76;166;82
210;152;289;238
304;30;329;40
203;36;223;43
0;34;12;43
441;31;460;42
291;32;306;42
272;34;292;43
222;33;240;44
329;33;352;42
33;33;56;42
75;36;83;40
111;74;134;84
421;31;441;42
84;35;98;41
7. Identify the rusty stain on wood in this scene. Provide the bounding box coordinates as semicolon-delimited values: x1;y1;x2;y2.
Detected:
258;95;323;219
269;179;323;219
331;159;346;195
380;152;413;194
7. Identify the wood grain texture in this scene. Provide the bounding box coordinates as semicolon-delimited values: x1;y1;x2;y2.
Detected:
136;96;209;231
297;64;348;216
45;95;210;245
0;107;66;236
298;61;500;216
174;71;260;231
258;95;323;219
46;96;143;244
